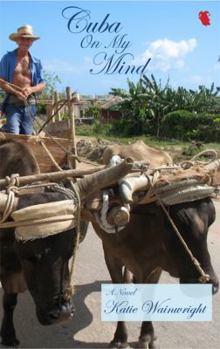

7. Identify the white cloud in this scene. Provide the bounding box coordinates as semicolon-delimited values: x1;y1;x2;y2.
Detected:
134;38;197;72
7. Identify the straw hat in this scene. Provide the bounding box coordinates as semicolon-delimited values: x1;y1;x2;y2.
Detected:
9;25;40;41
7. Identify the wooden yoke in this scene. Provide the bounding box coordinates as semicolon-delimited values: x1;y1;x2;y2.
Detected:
0;166;104;190
0;158;134;205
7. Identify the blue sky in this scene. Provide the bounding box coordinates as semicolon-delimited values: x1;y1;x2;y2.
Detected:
0;0;220;95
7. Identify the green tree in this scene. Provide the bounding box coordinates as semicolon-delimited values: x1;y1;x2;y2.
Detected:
141;74;172;137
110;79;148;135
40;71;62;98
189;83;220;112
85;100;101;120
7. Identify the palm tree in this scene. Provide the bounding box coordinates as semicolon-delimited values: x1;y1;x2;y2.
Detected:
110;79;148;135
141;74;172;137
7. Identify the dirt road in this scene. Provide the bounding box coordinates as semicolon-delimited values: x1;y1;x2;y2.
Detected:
0;200;220;349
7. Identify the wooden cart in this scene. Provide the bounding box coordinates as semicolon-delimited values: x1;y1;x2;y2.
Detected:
0;132;74;173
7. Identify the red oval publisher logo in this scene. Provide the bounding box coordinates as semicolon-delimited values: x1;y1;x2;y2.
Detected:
199;11;211;26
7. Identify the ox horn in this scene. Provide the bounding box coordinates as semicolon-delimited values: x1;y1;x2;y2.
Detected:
76;158;134;201
204;159;220;186
119;174;150;204
205;159;220;172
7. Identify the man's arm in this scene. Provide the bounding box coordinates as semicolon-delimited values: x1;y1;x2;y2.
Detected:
0;77;26;100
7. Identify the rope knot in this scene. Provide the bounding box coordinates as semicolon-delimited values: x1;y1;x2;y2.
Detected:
5;173;20;191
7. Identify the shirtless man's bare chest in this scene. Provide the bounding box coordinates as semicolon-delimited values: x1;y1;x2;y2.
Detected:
12;54;32;88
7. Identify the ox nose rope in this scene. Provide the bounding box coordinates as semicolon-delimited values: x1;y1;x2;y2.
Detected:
61;181;81;299
153;187;210;283
46;182;81;299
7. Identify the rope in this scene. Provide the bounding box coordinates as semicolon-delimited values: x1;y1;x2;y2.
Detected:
180;149;218;169
138;171;160;204
191;149;218;163
65;181;81;298
10;182;65;194
51;181;81;298
0;190;16;224
154;191;210;283
5;174;20;188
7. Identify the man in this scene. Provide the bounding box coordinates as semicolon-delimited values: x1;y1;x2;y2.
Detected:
0;25;45;135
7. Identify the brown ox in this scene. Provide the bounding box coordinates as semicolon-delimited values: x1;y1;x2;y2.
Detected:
101;140;173;167
88;142;218;349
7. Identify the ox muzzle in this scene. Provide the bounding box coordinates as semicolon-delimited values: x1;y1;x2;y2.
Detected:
36;296;75;325
180;273;219;295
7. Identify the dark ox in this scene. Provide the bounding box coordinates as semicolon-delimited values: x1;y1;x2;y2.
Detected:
88;143;219;349
0;140;77;346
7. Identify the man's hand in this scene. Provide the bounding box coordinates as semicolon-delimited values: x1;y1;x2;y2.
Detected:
21;86;33;98
15;90;27;101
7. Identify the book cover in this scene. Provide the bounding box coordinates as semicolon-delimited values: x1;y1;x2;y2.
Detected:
0;1;219;348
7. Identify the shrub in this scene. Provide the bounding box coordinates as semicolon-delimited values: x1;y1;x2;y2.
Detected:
37;103;46;115
92;120;113;136
161;110;220;142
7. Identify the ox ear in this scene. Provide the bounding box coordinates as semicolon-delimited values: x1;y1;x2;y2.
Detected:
76;158;134;201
